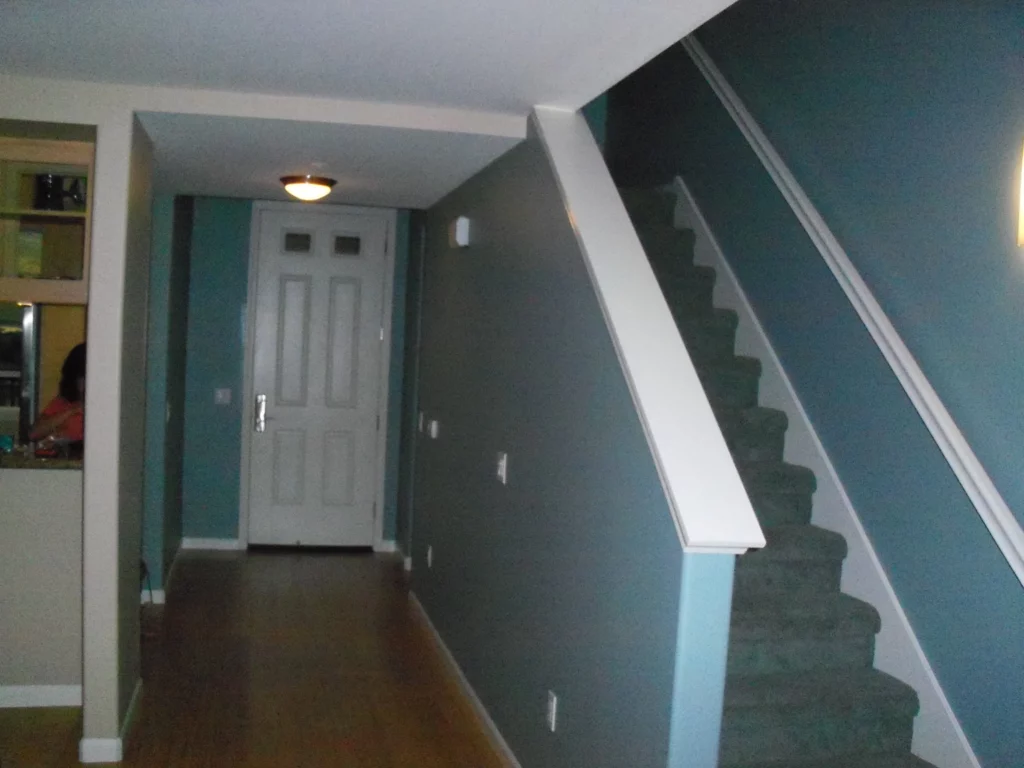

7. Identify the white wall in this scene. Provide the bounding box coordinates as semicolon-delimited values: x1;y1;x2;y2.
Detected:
0;470;83;694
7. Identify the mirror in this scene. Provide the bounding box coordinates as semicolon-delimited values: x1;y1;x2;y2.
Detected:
0;301;86;448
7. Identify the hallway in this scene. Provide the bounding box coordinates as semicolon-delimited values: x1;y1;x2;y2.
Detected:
0;551;508;767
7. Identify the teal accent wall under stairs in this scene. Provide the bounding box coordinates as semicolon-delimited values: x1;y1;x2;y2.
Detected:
621;188;935;768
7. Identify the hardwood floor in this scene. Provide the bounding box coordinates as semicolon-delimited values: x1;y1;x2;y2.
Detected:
0;550;509;767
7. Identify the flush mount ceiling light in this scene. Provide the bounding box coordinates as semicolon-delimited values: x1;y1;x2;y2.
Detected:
281;175;336;202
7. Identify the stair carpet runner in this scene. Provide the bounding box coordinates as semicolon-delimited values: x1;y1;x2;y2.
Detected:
620;189;938;768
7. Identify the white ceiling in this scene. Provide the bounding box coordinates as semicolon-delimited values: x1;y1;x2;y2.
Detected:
1;0;735;206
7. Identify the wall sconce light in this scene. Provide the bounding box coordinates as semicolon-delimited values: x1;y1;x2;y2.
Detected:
449;216;471;248
281;175;336;202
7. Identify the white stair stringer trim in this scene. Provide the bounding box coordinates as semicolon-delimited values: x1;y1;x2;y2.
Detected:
0;685;82;708
681;36;1024;589
673;175;980;768
532;106;764;554
409;593;522;768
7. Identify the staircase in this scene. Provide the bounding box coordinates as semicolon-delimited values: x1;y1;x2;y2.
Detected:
620;188;937;768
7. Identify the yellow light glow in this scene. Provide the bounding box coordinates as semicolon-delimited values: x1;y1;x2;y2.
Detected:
1018;141;1024;247
281;175;336;202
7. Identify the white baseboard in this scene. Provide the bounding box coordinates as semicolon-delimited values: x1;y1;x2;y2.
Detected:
180;537;244;550
0;685;82;708
409;593;521;768
80;737;122;763
374;539;398;553
673;176;979;768
141;588;165;605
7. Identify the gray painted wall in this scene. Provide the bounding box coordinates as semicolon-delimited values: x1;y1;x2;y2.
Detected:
606;5;1024;763
117;115;153;722
413;131;683;767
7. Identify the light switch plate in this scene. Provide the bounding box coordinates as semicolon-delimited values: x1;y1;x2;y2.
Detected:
214;388;232;405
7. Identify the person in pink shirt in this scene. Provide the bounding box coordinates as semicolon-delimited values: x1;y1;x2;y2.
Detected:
30;342;85;444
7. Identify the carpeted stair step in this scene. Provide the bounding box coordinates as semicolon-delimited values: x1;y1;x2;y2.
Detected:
734;525;847;598
619;187;676;228
658;265;717;316
728;592;879;676
678;308;738;364
640;227;697;269
737;461;816;527
715;406;789;463
723;752;938;768
720;669;920;765
697;356;762;409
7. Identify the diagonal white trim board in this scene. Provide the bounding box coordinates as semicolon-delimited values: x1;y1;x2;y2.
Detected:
0;685;82;708
409;593;522;768
673;176;979;768
531;106;764;554
681;36;1024;589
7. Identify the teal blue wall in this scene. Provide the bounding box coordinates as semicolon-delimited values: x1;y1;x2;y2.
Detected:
143;196;174;587
181;199;411;542
582;94;608;149
143;195;193;588
606;3;1023;764
182;198;252;539
412;127;726;767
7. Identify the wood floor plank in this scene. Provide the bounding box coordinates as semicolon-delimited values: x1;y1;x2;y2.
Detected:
2;551;510;767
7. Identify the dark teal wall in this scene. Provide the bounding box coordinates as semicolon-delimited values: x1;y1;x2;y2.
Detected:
180;199;411;542
382;210;410;540
143;196;174;585
606;4;1024;763
182;197;252;539
413;130;684;767
163;197;193;568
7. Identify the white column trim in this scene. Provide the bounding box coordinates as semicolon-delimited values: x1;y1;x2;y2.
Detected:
531;106;764;553
681;36;1024;588
79;738;122;763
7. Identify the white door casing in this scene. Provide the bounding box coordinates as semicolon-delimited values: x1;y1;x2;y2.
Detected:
240;202;395;547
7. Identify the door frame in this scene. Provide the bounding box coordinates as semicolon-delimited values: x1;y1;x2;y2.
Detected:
237;200;398;551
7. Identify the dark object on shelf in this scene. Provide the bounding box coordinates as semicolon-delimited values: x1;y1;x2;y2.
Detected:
64;178;87;211
34;174;66;210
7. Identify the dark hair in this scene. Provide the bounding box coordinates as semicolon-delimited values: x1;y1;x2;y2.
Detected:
59;343;86;403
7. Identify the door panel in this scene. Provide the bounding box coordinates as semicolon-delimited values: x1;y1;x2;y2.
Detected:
248;206;388;546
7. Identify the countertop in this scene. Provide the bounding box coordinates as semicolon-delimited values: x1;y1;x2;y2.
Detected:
0;454;83;470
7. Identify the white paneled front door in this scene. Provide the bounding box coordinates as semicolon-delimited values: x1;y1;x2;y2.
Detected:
246;205;390;546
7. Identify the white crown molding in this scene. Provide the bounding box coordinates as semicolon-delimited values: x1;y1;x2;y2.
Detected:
0;685;82;708
681;36;1024;589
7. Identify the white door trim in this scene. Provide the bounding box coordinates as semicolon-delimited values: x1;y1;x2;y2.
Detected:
238;200;397;550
